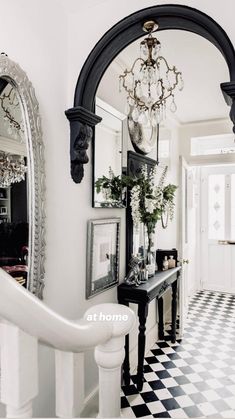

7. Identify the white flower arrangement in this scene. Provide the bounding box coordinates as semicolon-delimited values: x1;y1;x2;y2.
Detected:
129;164;177;238
130;184;141;229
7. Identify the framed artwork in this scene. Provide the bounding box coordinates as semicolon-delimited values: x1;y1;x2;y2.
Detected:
86;218;120;299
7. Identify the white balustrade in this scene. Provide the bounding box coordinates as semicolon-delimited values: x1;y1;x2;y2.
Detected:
55;351;85;417
1;322;38;418
0;268;135;418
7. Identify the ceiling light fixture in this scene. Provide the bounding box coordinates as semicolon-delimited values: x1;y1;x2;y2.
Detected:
0;152;27;188
119;20;184;126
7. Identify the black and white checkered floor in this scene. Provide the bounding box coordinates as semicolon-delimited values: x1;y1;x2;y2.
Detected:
121;290;235;418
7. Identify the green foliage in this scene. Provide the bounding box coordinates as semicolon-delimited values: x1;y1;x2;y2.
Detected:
95;174;123;201
95;166;177;235
163;184;178;202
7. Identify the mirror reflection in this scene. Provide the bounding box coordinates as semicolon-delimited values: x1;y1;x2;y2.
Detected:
93;32;175;210
0;78;28;288
93;98;126;208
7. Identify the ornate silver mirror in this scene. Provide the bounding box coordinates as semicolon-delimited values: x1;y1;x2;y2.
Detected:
0;54;45;299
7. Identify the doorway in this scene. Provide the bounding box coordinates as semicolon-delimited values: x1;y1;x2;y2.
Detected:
200;165;235;293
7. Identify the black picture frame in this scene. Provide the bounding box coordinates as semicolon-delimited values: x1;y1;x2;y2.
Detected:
86;218;121;299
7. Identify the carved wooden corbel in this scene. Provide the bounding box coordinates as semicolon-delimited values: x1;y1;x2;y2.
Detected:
221;82;235;133
65;106;101;183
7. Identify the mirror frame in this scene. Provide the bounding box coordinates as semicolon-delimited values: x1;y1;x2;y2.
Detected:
65;4;235;184
0;54;45;299
93;98;126;208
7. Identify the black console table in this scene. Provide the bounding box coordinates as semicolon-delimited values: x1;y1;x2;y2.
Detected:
117;267;181;391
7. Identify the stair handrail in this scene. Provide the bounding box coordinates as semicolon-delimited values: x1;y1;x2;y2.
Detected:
0;268;135;418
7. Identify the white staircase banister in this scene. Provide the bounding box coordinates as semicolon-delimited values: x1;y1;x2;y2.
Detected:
0;268;114;351
0;268;135;418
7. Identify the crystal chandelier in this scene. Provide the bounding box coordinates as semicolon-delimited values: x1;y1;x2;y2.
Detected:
0;152;27;188
119;21;184;126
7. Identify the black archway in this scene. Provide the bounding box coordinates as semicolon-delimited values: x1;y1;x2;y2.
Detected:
66;4;235;183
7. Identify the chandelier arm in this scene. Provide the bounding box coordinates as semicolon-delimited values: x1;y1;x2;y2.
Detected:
157;56;182;76
157;56;182;91
166;72;182;93
121;77;148;110
119;57;145;95
130;57;145;73
119;57;145;82
157;56;173;72
152;92;173;109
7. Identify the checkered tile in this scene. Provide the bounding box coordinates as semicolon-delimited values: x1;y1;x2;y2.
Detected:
121;290;235;417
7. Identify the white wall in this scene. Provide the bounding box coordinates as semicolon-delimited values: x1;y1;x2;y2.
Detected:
0;1;67;415
1;0;235;416
179;119;233;162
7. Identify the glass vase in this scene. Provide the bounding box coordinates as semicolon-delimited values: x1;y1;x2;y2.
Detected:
145;230;157;278
133;223;140;257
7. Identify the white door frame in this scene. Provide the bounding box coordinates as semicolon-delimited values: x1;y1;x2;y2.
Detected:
179;156;190;337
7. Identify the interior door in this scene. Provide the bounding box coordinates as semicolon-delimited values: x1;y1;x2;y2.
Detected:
179;156;190;336
201;165;235;293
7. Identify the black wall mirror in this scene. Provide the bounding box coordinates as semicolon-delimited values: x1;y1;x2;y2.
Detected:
93;98;127;208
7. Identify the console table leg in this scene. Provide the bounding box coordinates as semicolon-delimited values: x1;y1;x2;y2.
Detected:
137;303;148;391
119;301;130;386
158;297;164;340
123;334;130;386
171;280;178;343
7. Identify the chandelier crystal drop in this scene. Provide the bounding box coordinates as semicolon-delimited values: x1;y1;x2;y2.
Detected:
119;21;184;126
0;152;27;188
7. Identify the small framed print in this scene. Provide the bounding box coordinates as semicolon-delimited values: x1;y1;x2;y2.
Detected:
86;218;120;299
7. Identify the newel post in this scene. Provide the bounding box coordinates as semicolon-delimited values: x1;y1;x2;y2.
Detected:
0;322;38;418
95;336;125;418
84;303;135;418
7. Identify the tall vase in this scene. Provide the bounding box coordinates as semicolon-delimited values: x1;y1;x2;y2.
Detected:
146;228;156;277
133;223;140;257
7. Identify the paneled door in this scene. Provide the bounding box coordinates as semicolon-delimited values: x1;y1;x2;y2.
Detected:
201;165;235;293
